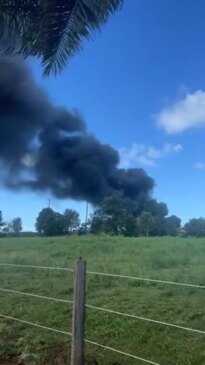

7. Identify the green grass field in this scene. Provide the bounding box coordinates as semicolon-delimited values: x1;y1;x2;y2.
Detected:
0;235;204;365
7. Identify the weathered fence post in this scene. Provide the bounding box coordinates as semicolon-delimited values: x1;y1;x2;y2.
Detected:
71;257;86;365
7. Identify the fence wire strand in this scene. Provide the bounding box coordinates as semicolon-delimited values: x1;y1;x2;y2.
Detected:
0;313;71;335
87;270;205;289
0;314;161;365
1;287;204;335
0;262;204;289
0;262;73;272
0;287;71;304
85;339;161;365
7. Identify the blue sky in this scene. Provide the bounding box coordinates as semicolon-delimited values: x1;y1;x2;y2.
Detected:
2;0;205;229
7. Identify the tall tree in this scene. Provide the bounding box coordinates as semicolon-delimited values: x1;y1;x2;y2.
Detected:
0;211;4;231
53;212;67;236
97;196;125;235
0;0;123;75
144;200;168;219
36;208;55;236
120;211;137;237
90;196;137;236
144;200;168;236
36;207;66;236
90;213;103;234
64;209;80;234
137;211;157;237
2;221;13;236
164;215;181;236
11;217;22;234
184;218;205;237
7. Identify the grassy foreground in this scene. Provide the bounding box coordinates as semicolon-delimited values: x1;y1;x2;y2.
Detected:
0;235;204;365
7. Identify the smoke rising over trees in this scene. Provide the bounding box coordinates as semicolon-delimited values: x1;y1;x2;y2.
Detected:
0;58;185;237
0;57;154;211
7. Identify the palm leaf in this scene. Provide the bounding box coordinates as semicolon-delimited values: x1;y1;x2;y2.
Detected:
0;0;123;75
0;1;39;55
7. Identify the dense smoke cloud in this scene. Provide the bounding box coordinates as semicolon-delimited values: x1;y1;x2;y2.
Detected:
0;57;154;211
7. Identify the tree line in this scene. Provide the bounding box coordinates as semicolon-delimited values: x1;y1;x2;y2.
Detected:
89;196;181;237
33;199;182;237
0;212;22;236
1;201;205;237
0;208;80;237
36;208;80;236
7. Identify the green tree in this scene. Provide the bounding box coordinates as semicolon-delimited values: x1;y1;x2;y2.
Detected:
97;196;124;235
64;209;80;234
0;0;123;75
164;215;181;236
90;211;104;234
184;218;205;237
1;221;12;236
78;222;88;235
144;200;168;236
0;211;4;231
137;211;157;237
53;212;67;236
90;196;137;236
11;217;22;235
144;200;168;219
101;196;125;216
36;208;55;236
36;208;66;236
120;211;137;237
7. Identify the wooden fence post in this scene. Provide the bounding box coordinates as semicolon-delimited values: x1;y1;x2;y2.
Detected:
71;257;86;365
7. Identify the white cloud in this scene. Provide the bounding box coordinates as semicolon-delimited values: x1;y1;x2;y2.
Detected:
194;162;205;170
119;143;183;168
156;90;205;134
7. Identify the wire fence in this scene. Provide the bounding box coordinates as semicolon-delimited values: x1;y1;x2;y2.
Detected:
0;286;204;335
1;262;204;289
0;261;205;364
0;313;160;365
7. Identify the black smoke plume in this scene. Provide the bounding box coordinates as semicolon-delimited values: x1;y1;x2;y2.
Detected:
0;57;154;212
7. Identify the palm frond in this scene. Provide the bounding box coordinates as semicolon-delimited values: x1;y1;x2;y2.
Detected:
0;1;39;55
0;0;123;75
39;0;123;76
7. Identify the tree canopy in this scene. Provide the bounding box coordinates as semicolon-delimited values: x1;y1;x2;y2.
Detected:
90;196;137;236
137;211;157;237
64;209;80;234
11;217;23;234
184;218;205;237
164;215;181;236
3;205;205;238
89;195;182;237
0;211;4;230
36;207;80;236
0;0;123;75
